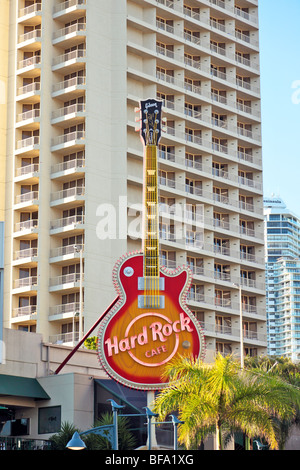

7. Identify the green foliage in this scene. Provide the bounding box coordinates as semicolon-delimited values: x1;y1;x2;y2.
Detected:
84;412;137;450
49;422;80;450
153;354;300;450
84;336;97;350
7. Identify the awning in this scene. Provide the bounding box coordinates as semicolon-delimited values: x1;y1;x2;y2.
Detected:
0;375;50;400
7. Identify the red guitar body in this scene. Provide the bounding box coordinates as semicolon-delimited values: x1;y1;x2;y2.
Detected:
98;252;205;390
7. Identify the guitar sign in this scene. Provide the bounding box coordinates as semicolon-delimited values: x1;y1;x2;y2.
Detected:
97;99;205;390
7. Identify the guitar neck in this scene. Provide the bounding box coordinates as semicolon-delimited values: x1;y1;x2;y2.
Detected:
143;144;159;279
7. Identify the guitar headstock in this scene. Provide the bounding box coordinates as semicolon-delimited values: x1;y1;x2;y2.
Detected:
138;98;163;146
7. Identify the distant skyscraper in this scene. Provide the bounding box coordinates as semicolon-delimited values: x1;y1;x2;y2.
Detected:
264;197;300;360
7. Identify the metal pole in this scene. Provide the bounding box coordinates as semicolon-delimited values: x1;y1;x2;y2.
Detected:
79;248;83;342
55;296;119;374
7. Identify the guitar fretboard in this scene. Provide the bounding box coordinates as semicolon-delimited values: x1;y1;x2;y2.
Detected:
143;145;159;280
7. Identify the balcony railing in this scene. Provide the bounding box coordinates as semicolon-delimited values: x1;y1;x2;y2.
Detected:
52;49;86;67
53;22;86;41
51;158;85;174
16;163;39;177
49;301;81;316
52;75;86;94
50;244;84;259
51;131;85;147
18;55;41;70
18;3;42;18
16;108;40;123
14;276;38;289
15;191;39;205
49;331;79;344
16;136;40;150
15;219;38;232
13;305;37;317
14;247;38;260
18;29;41;44
49;272;81;287
51;103;85;120
17;81;40;96
53;0;86;15
50;214;84;231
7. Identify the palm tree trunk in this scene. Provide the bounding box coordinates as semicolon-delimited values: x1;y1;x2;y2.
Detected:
215;421;223;450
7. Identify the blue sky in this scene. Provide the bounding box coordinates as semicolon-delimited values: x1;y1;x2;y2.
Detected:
259;0;300;216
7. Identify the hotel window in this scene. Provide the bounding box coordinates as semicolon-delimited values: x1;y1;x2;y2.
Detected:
156;16;174;31
239;219;254;236
213;186;229;204
238;145;253;162
185;127;201;144
236;74;251;89
157;92;174;108
186;230;203;247
239;194;254;211
187;257;204;275
211;63;226;79
212;137;228;153
214;264;230;280
212;161;228;178
210;17;226;31
185;102;201;118
214;238;230;255
210;40;226;55
235;28;250;42
184;77;201;91
185;203;203;223
216;316;231;334
160;250;176;268
240;244;255;261
184;53;201;67
158;144;175;161
211;88;227;104
213;212;229;229
156;66;174;83
185;153;202;169
156;41;174;58
185;178;202;195
212;112;227;128
237;97;251;113
158;170;175;188
184;28;200;44
159;196;175;215
215;290;231;307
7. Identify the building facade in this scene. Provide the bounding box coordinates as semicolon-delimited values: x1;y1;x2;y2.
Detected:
264;197;300;360
3;0;266;364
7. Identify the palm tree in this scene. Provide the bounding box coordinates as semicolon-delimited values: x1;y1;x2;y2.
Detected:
153;354;300;450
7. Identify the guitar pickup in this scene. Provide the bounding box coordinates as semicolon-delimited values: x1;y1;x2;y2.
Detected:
138;277;165;290
138;295;165;309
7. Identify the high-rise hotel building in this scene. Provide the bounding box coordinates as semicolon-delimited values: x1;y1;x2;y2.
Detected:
3;0;266;363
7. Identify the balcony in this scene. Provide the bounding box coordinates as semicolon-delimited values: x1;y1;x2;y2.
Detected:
52;49;86;73
16;108;40;130
50;244;84;262
12;305;37;318
13;247;38;263
15;136;40;156
15;163;39;182
14;219;38;234
51;158;85;179
15;191;39;207
51;103;85;125
50;214;85;234
49;272;81;292
49;302;82;321
52;22;86;46
51;131;85;152
53;0;86;19
18;3;42;24
48;331;79;345
17;55;41;76
52;75;86;99
17;81;40;103
17;29;41;51
50;186;85;208
13;276;38;292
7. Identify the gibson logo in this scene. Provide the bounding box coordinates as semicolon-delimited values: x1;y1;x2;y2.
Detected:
105;313;193;364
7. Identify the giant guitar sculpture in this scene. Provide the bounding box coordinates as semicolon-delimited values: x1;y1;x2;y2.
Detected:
97;98;205;390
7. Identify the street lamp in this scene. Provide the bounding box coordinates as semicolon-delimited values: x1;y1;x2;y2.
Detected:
75;244;83;342
66;431;86;450
233;282;244;369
